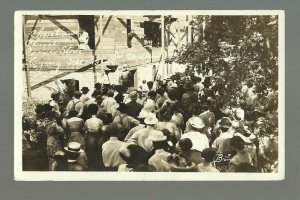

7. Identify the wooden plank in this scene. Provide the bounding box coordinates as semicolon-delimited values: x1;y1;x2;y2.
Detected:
23;16;32;98
30;59;108;90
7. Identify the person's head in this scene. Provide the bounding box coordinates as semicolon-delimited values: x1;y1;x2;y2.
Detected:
68;109;79;118
148;91;157;100
183;81;194;91
230;136;245;151
73;91;82;99
129;91;138;102
64;142;83;162
107;89;114;97
149;130;168;150
119;144;148;168
35;104;47;119
144;113;158;126
189;102;201;116
88;103;99;115
107;122;121;137
102;88;109;96
247;81;254;88
81;86;90;94
51;91;60;101
115;93;124;104
178;138;193;152
147;81;154;90
201;148;217;163
45;110;56;121
182;93;192;107
159;106;172;122
233;108;244;121
202;99;212;111
95;82;102;90
219;117;232;132
156;87;165;96
137;110;148;124
190;116;206;132
167;88;177;101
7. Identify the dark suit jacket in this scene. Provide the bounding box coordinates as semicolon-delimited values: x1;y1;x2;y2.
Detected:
125;101;143;119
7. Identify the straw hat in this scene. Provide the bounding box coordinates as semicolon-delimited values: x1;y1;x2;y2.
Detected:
148;130;167;142
190;116;205;129
64;142;83;153
144;113;158;125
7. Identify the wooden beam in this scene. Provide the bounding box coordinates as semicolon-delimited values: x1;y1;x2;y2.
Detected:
161;15;166;77
45;16;79;42
177;19;180;50
116;17;152;54
95;15;112;49
187;15;192;44
99;15;103;72
23;16;32;98
31;59;107;90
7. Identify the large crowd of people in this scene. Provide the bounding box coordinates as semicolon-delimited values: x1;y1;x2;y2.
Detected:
22;72;279;173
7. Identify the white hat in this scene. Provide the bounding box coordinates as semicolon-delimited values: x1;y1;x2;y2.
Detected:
148;130;167;142
64;142;83;153
234;108;245;121
190;116;205;129
137;110;150;119
144;113;158;125
143;100;155;112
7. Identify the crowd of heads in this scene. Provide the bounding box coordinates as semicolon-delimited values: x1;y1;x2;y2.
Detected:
22;72;278;173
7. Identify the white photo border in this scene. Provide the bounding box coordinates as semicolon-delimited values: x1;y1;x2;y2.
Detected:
14;10;285;181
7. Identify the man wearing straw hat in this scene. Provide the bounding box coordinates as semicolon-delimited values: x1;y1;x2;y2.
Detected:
126;113;159;153
179;116;209;152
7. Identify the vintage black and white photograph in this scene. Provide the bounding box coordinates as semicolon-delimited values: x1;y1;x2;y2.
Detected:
14;10;284;181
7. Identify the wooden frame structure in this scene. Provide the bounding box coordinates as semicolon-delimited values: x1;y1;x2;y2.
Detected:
23;14;193;98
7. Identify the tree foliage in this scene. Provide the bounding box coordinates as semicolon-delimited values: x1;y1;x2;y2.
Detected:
173;15;278;102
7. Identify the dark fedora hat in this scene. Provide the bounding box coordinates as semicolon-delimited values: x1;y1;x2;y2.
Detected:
81;86;90;92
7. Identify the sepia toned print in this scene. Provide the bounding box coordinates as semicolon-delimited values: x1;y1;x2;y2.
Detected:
14;10;284;181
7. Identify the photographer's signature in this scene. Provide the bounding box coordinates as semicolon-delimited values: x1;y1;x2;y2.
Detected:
214;154;232;162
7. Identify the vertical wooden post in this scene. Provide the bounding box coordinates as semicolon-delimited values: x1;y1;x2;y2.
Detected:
23;15;32;98
161;15;166;77
187;15;192;44
99;15;103;73
93;16;98;85
177;18;180;50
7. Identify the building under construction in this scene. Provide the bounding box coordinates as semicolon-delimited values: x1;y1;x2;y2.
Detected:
22;14;195;102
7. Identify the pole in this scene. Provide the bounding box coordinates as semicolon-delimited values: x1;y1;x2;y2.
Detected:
161;15;165;78
177;19;180;49
23;16;32;98
100;15;103;69
187;15;192;44
93;16;98;85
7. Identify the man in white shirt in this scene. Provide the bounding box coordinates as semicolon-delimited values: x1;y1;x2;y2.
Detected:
101;89;117;114
179;116;209;152
212;117;233;154
65;91;84;116
102;123;126;168
127;113;159;153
